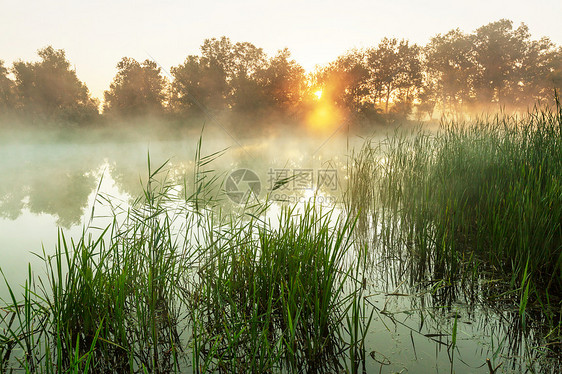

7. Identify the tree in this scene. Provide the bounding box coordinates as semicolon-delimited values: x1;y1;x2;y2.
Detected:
423;20;560;113
0;60;14;115
171;38;305;122
316;50;371;113
367;38;423;115
416;82;439;120
256;48;307;116
104;58;167;117
515;38;560;106
547;47;562;96
228;41;268;113
472;20;531;106
425;29;476;113
170;55;213;115
12;46;98;123
170;38;232;116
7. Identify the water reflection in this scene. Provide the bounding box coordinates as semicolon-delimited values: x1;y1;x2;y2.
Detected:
0;134;351;228
0;142;174;227
0;150;95;227
349;209;562;373
1;132;561;372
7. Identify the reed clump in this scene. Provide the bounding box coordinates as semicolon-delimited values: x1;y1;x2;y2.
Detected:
1;147;367;373
189;203;361;373
348;101;562;303
1;164;194;373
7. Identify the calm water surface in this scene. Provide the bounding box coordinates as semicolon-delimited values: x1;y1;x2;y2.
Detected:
0;130;557;373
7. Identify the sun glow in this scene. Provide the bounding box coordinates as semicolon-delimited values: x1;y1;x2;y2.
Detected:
306;86;342;132
314;89;323;100
306;101;343;133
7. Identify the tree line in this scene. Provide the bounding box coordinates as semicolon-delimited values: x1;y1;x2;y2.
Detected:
1;19;561;129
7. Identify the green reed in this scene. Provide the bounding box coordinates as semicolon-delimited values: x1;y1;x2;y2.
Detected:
1;137;368;373
347;100;562;307
187;198;364;373
1;158;196;373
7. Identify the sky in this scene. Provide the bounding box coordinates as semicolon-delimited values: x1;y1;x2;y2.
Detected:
1;0;561;101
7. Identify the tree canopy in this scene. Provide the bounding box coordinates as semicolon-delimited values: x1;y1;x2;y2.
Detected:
1;19;561;128
169;37;306;122
103;58;167;117
0;60;14;112
10;46;98;124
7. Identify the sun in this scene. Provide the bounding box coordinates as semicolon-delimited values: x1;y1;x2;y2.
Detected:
314;89;323;100
306;101;343;132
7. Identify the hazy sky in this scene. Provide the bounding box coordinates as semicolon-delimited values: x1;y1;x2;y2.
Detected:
2;0;561;100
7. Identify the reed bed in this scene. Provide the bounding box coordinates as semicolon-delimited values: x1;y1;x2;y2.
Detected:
3;101;562;372
0;145;368;373
347;101;562;314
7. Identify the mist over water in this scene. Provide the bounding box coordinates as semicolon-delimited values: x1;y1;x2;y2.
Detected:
1;19;561;371
0;122;359;287
1;115;560;372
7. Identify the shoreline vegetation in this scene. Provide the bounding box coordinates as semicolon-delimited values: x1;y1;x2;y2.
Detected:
0;141;370;373
0;19;561;132
1;16;562;374
1;103;562;372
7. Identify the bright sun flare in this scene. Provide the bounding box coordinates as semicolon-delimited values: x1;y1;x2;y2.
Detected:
314;89;323;100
